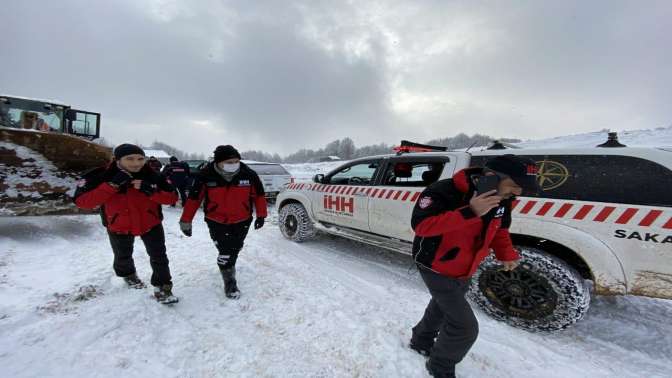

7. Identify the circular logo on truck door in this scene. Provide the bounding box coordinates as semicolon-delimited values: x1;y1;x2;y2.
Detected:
536;160;569;191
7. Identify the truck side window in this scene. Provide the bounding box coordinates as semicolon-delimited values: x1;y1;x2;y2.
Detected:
327;162;380;185
381;162;445;187
471;154;672;207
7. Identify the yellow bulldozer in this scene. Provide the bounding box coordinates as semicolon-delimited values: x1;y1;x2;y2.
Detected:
1;95;112;215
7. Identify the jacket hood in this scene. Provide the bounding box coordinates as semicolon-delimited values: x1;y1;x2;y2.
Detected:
452;167;485;194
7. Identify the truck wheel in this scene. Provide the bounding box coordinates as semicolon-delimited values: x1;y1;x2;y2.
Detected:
278;203;317;242
468;246;590;332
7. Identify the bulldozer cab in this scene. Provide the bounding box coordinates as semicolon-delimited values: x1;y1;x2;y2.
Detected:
0;95;100;139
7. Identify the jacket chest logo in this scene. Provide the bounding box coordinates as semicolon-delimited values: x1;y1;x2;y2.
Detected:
494;206;506;218
238;180;251;187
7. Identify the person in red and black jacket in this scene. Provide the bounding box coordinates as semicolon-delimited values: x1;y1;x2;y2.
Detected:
409;155;539;378
74;143;179;304
147;156;163;172
162;156;191;207
179;145;267;299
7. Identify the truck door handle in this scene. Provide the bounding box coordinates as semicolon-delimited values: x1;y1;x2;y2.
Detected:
354;191;368;197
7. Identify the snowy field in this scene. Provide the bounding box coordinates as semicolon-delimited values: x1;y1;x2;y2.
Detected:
514;126;672;149
1;126;672;377
283;161;345;182
1;207;671;378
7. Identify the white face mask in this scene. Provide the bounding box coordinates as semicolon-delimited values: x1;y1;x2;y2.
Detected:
220;162;240;173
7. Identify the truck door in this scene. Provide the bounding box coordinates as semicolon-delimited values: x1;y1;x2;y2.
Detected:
369;156;456;241
315;159;382;232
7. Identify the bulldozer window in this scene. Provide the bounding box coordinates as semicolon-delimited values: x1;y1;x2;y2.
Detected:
0;98;64;132
70;111;99;137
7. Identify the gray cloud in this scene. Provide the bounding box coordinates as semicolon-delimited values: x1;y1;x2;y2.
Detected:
1;0;670;155
389;1;672;138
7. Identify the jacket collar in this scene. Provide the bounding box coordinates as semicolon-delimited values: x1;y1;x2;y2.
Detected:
107;160;154;180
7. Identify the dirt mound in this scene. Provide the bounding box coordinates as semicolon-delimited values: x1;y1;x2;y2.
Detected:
0;141;85;215
0;128;112;216
1;127;111;171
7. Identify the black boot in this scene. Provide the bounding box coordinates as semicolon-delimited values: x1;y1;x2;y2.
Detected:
123;273;146;289
153;284;179;304
425;359;456;378
409;340;432;357
220;267;240;299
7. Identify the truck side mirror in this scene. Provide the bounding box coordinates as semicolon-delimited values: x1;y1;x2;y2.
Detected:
313;174;325;183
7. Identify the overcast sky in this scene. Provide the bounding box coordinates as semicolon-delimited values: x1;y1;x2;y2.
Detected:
2;0;671;156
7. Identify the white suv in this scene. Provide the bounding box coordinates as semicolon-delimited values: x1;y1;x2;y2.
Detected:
276;141;672;331
244;161;294;200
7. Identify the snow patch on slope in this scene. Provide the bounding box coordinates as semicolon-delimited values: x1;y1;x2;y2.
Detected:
0;141;76;198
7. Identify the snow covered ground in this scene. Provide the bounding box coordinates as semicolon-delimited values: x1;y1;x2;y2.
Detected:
1;207;670;378
1;126;672;377
514;126;672;149
284;161;346;182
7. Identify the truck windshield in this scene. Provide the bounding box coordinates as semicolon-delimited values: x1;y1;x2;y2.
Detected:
0;97;65;132
247;164;290;175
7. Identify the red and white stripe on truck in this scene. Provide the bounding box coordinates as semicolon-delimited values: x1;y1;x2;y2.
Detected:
284;183;672;229
511;199;671;230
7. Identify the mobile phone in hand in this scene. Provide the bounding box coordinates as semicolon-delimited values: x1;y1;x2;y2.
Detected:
476;174;500;195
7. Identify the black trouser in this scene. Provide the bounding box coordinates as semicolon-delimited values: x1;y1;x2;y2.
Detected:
411;266;479;377
175;184;187;207
107;224;172;287
206;218;252;270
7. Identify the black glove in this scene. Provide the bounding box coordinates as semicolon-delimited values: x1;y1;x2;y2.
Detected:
139;180;157;196
179;222;192;237
254;217;265;230
155;175;175;192
109;170;132;188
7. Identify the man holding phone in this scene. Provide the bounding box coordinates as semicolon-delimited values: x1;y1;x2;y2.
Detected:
409;155;539;377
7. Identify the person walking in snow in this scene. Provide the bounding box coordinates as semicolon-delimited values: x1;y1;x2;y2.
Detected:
179;145;267;299
74;143;179;304
162;156;191;207
409;155;539;377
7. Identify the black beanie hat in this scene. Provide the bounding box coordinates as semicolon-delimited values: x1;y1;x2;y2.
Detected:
170;156;178;162
214;145;241;163
485;155;540;193
114;143;145;160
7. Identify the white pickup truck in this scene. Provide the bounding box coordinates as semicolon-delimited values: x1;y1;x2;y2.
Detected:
276;138;672;331
244;161;293;200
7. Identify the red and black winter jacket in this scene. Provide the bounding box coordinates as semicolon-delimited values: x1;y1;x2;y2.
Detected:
411;167;519;279
148;159;163;172
74;163;178;236
162;161;191;187
180;162;268;225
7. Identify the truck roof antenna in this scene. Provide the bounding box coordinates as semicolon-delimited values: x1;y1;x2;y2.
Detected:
597;132;626;148
487;140;508;150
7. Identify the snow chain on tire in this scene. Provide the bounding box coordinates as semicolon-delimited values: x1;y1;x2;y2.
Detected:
468;246;591;332
278;203;317;242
